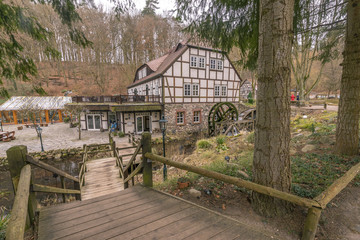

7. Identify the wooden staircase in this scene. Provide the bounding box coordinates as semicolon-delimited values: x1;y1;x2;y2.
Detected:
80;157;124;201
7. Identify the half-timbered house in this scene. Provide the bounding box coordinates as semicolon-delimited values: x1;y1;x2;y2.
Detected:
70;40;247;135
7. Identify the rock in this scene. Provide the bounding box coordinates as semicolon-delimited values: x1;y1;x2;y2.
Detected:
238;170;250;179
189;188;201;198
301;144;316;153
54;154;62;161
40;152;47;156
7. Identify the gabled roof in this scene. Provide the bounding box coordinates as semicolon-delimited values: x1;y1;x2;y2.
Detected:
127;39;242;89
128;41;190;88
0;96;72;111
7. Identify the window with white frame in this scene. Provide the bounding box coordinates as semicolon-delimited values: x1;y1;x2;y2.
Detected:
176;111;185;125
221;86;227;96
184;84;191;96
214;85;220;96
190;55;206;68
190;56;197;67
210;59;224;71
192;84;199;96
193;111;201;123
198;57;205;68
217;60;223;70
138;68;146;79
210;59;216;69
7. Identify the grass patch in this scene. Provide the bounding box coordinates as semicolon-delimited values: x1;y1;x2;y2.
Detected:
0;206;10;239
291;153;360;198
197;140;212;149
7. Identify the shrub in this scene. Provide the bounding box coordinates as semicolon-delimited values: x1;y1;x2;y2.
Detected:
118;131;125;138
63;117;70;123
197;140;211;149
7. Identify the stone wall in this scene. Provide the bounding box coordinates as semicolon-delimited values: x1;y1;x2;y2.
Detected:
164;102;248;136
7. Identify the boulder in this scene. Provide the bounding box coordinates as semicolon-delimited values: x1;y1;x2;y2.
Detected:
54;154;62;161
301;144;316;153
189;188;201;198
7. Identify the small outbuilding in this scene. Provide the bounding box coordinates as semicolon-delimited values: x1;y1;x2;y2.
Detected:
0;96;72;125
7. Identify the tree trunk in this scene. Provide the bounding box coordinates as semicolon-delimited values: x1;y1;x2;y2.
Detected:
252;0;294;217
335;0;360;155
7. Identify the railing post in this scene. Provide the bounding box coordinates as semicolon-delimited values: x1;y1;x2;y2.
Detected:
141;132;152;187
6;145;37;228
302;207;322;240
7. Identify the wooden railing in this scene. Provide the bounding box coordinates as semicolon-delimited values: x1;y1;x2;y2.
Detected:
5;146;81;240
138;132;360;240
109;133;142;189
71;94;160;104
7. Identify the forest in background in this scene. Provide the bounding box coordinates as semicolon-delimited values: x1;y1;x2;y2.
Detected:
1;0;342;98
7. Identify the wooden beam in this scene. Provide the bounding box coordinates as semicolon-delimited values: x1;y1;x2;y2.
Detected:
26;156;79;183
6;165;31;240
302;207;322;240
58;110;63;122
32;184;81;195
45;110;49;123
145;153;321;209
314;161;360;207
13;111;18;125
142;133;152;187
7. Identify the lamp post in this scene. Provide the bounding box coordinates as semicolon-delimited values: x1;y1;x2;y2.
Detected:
0;119;3;132
159;115;168;181
37;126;44;152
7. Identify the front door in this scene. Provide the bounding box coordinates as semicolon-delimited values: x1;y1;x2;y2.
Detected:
87;114;101;130
144;116;151;132
136;115;152;134
136;116;143;134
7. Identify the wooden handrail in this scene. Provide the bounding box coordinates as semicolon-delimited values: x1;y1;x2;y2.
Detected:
32;184;81;195
6;165;31;240
124;163;144;183
116;146;137;150
26;156;79;183
123;143;142;173
145;152;321;209
314;161;360;207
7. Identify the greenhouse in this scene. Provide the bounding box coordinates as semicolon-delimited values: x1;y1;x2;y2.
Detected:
0;96;72;125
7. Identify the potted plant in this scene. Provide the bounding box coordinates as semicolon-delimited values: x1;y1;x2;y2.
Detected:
177;177;190;189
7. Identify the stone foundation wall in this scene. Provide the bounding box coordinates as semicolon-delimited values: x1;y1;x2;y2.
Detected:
164;102;248;136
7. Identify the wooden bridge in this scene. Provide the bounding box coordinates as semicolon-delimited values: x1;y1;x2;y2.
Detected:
5;133;360;240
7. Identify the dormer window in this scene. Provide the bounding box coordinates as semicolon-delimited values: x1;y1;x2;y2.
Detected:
138;68;147;79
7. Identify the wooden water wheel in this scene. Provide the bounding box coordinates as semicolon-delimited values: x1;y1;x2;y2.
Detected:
208;102;239;136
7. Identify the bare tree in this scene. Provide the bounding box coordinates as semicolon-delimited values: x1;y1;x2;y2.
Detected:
64;105;86;140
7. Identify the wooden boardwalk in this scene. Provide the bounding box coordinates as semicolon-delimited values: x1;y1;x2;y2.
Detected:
81;157;124;201
38;185;276;240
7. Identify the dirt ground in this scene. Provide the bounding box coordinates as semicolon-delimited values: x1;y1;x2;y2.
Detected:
154;106;360;240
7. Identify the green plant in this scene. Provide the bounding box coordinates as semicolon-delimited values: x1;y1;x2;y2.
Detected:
216;136;226;145
246;131;255;143
63;116;70;123
197;140;212;149
118;131;125;138
0;206;10;239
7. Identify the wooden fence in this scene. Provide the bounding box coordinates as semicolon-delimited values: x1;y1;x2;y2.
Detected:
5;146;81;240
138;132;360;240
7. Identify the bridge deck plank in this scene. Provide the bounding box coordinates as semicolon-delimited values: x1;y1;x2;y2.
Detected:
38;186;277;240
80;157;124;200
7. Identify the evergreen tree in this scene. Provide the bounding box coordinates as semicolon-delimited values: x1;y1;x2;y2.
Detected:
0;0;93;97
142;0;159;16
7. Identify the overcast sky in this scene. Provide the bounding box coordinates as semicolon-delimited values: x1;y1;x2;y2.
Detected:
96;0;176;14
